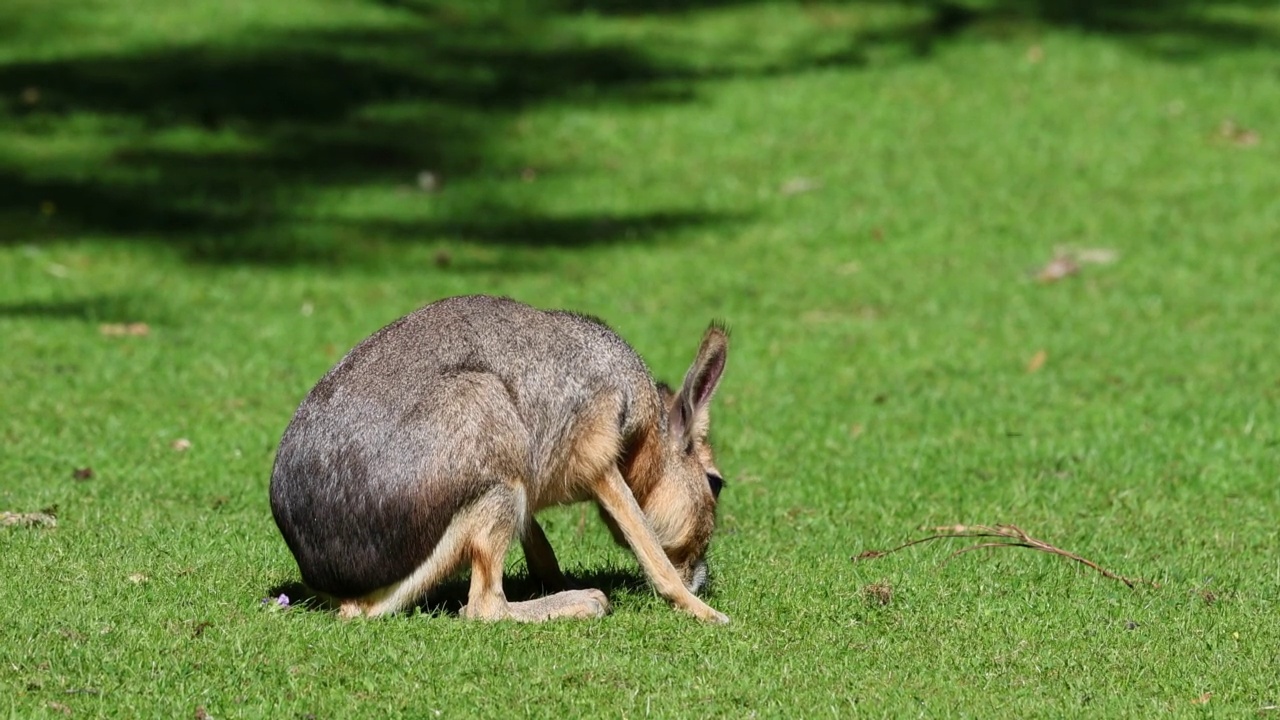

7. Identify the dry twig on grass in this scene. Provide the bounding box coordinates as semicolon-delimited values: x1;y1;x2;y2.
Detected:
853;524;1150;588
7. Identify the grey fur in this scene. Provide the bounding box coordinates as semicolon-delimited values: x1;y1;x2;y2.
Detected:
269;295;721;607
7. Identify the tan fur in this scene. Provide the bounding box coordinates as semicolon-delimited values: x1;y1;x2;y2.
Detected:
618;423;666;508
538;402;624;509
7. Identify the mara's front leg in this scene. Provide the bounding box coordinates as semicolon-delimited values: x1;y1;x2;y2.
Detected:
591;467;729;624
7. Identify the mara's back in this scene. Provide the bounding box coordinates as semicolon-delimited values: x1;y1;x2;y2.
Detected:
269;295;658;597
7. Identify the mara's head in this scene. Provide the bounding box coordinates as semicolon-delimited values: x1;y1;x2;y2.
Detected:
636;323;729;595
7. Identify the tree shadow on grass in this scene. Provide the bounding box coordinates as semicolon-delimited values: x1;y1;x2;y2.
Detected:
0;292;170;323
0;14;714;267
1;0;1271;268
846;0;1279;61
551;0;1277;60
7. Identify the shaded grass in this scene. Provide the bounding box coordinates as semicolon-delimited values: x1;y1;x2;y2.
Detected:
3;0;1280;717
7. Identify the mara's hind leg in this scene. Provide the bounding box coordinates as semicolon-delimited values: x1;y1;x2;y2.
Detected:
340;500;490;618
520;518;569;593
461;491;610;622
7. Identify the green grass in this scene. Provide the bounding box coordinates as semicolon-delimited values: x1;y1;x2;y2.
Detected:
3;0;1280;716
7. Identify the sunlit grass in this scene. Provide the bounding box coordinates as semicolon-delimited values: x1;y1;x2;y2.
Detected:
2;0;1279;716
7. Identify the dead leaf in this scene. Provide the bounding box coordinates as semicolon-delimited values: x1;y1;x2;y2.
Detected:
416;170;440;193
780;177;821;196
1217;119;1260;147
72;467;94;481
0;511;57;528
195;706;213;720
862;582;893;606
1191;691;1213;705
1036;254;1079;282
1074;247;1119;265
48;702;71;716
127;573;149;584
171;438;192;452
1026;349;1048;373
99;323;150;337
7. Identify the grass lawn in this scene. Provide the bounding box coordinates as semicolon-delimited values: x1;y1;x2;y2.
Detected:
3;0;1279;716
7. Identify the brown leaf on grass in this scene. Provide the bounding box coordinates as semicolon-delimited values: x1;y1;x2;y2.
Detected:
1074;247;1119;265
863;582;893;606
1217;119;1260;147
852;523;1151;589
1035;246;1118;282
780;177;821;196
99;322;150;337
48;702;72;716
72;467;94;481
1036;254;1079;282
1191;691;1213;705
127;573;149;584
416;170;441;193
1026;349;1048;373
1;511;57;528
171;438;192;452
194;706;212;720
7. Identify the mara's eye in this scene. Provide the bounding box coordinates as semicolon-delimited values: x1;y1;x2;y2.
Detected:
706;472;724;499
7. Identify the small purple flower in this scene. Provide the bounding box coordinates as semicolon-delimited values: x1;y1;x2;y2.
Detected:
276;594;290;608
261;593;291;609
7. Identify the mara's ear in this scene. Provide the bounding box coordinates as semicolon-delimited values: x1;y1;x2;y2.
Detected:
669;323;729;449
